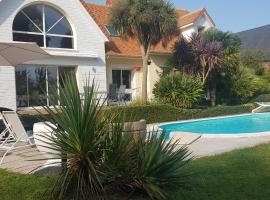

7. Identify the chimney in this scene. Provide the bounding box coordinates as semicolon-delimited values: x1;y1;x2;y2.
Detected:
106;0;117;6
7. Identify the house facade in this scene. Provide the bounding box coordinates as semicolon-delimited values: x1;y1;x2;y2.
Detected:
0;0;108;111
0;0;215;111
83;0;215;100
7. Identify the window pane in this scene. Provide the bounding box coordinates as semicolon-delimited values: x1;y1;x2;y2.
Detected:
13;12;40;33
47;67;58;105
122;70;131;89
15;67;28;107
23;5;43;31
112;70;121;88
106;25;119;37
28;67;47;107
46;36;73;49
45;6;63;32
45;5;72;36
13;33;44;47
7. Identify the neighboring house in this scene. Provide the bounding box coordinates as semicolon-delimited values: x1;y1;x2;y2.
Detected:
0;0;215;111
0;0;107;111
82;0;215;100
237;24;270;70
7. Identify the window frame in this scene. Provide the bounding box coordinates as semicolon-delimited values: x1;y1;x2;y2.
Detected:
112;69;131;89
105;25;120;37
15;66;76;108
13;4;74;50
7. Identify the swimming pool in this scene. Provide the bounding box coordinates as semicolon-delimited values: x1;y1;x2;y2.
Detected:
159;113;270;135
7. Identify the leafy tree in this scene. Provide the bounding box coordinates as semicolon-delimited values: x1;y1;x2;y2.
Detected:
109;0;179;100
202;28;242;106
173;33;223;85
240;50;268;75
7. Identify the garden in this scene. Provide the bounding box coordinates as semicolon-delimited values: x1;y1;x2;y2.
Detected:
3;0;270;199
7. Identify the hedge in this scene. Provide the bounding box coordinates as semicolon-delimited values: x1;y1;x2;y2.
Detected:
19;103;256;127
106;103;256;124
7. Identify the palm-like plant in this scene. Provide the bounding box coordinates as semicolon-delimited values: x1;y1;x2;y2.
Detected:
40;74;192;199
41;75;110;199
109;0;179;100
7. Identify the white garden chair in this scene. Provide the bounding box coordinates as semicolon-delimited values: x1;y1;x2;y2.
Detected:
0;111;36;165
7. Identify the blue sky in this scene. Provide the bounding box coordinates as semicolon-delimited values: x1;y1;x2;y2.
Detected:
86;0;270;33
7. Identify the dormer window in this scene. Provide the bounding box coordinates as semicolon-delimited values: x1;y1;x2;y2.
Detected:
13;4;74;49
105;25;120;37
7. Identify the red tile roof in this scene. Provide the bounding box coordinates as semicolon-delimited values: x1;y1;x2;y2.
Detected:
81;1;214;57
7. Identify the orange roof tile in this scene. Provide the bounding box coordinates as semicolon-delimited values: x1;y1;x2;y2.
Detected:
82;1;214;57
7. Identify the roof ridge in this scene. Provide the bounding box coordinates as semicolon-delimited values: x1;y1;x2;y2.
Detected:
237;24;270;34
181;8;205;18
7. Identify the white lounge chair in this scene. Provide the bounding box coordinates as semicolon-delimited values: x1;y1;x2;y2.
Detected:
0;111;35;165
252;102;270;113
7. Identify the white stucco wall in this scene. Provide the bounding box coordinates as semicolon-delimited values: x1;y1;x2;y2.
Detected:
181;13;215;40
0;0;107;110
106;57;143;99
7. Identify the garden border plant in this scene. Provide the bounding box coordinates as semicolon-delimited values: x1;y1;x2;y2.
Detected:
37;74;192;200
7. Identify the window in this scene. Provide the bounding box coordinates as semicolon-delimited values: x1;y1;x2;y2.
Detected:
13;4;74;49
105;25;120;37
112;70;131;89
198;26;205;33
15;66;75;108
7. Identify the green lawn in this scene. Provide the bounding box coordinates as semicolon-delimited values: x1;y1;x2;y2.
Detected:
175;143;270;200
1;143;270;200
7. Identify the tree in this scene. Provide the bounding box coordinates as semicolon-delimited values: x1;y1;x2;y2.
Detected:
173;33;222;87
202;28;242;106
109;0;179;100
240;50;268;75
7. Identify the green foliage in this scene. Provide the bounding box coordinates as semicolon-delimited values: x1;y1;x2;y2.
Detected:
41;74;192;200
107;104;256;124
153;73;204;108
136;133;191;200
251;93;270;103
109;0;179;48
240;50;268;75
230;67;270;103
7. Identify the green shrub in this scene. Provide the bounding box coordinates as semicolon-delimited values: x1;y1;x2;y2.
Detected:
230;67;270;103
41;75;192;200
153;73;204;108
107;103;256;124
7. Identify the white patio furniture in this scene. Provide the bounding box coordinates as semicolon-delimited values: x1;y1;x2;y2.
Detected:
0;111;36;165
252;102;270;113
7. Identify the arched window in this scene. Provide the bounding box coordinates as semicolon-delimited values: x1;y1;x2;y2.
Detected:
13;4;74;49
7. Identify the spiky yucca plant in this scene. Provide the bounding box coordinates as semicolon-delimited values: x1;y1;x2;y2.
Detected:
40;74;192;200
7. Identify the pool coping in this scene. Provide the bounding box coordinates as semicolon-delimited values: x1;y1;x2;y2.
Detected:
150;112;270;139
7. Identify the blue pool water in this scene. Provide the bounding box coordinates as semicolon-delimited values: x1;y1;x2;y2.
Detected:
160;113;270;135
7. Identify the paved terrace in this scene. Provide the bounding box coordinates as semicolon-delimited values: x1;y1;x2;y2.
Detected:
1;133;270;174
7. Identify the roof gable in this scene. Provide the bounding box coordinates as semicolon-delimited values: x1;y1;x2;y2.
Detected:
82;1;215;57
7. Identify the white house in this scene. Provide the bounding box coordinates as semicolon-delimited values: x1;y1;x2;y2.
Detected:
0;0;108;111
0;0;215;111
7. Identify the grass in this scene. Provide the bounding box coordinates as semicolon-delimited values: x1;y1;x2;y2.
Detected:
1;143;270;199
0;170;55;200
175;143;270;200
